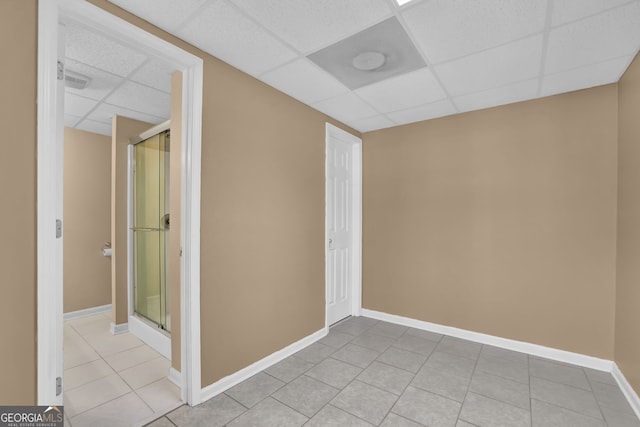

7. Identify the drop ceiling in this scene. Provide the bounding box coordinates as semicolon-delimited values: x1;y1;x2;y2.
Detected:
63;20;176;136
79;0;640;134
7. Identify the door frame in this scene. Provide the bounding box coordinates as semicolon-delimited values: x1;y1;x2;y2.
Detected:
325;123;363;329
37;0;204;405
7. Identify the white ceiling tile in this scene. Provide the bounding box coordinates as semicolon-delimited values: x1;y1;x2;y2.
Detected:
75;119;113;136
454;78;538;112
107;0;208;33
64;59;123;101
403;0;547;64
176;0;297;77
65;22;147;77
65;93;99;117
552;0;633;26
64;115;81;128
312;93;379;123
130;59;176;93
545;2;640;74
87;103;166;126
387;98;457;125
435;35;543;96
348;115;396;133
541;57;631;97
105;81;171;118
355;68;446;113
232;0;392;53
260;59;349;104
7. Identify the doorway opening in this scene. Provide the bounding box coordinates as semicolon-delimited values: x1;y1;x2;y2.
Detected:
37;0;204;410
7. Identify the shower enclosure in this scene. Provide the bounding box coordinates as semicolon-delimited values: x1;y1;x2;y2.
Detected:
131;123;170;333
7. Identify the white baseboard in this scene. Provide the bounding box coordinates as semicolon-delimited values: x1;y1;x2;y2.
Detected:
361;309;613;372
168;367;182;388
129;315;171;359
613;363;640;420
200;327;328;403
110;322;129;335
64;304;111;321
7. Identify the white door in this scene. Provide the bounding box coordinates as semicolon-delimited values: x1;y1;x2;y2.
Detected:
326;125;361;326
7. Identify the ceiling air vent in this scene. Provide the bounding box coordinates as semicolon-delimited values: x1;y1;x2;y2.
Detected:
65;69;92;90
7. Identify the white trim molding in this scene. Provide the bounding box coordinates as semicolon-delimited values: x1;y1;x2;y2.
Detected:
64;304;112;321
613;363;640;420
110;322;129;335
361;309;614;372
200;328;327;403
168;367;182;388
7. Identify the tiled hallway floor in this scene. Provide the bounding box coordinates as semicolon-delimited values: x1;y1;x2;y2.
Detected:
148;316;640;427
64;312;181;426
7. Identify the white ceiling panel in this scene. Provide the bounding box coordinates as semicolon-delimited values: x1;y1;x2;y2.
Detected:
551;0;634;26
349;115;396;133
403;0;547;64
542;57;631;97
107;0;208;33
312;93;379;123
65;59;124;101
65;93;99;117
232;0;392;53
387;99;457;125
435;35;543;96
260;59;349;104
454;78;538;113
105;81;171;118
65;22;147;77
545;2;640;75
64;115;81;128
87;103;166;126
355;68;446;113
75;119;113;136
177;0;297;77
130;59;176;93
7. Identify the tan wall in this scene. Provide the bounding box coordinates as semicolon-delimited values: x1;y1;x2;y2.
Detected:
88;0;357;387
616;54;640;393
0;0;37;405
169;71;182;371
363;85;619;359
64;128;112;313
112;116;153;325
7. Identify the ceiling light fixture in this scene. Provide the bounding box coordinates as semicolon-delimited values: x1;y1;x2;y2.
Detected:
395;0;414;5
352;51;386;71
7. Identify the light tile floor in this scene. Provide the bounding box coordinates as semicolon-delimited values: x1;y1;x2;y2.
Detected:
147;316;640;427
64;312;181;426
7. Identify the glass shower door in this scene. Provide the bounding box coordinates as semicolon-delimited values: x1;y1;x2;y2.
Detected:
133;130;170;332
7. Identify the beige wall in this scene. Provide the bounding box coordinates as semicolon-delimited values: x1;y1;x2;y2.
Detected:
64;128;112;313
0;0;37;405
363;85;619;360
169;71;182;371
616;54;640;393
112;116;153;325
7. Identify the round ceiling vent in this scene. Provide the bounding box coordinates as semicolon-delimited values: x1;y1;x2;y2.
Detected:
352;51;386;71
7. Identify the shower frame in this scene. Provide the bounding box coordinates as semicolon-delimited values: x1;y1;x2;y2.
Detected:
127;120;172;359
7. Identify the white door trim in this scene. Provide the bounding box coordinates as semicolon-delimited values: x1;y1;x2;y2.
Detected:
37;0;203;405
325;123;362;329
